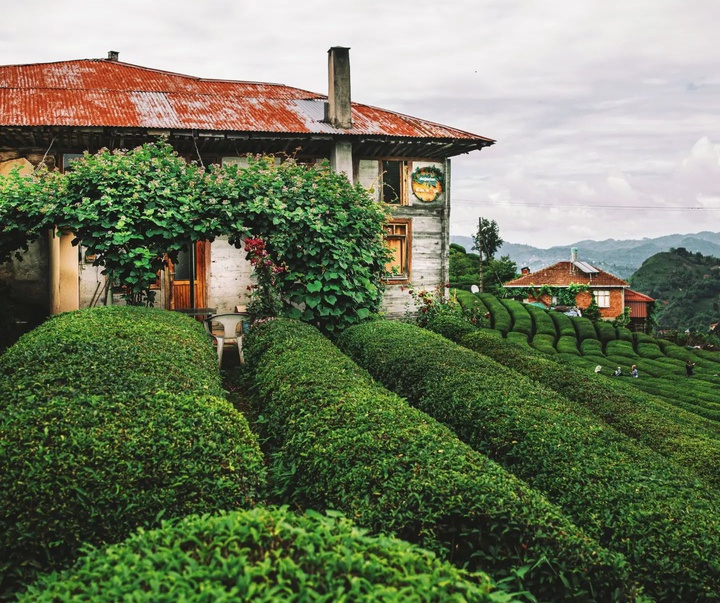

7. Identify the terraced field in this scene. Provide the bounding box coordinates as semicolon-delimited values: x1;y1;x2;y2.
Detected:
464;291;720;419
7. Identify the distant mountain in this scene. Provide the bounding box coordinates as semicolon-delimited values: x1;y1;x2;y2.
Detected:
629;249;720;331
451;232;720;279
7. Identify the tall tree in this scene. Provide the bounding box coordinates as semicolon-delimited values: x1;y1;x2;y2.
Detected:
472;218;503;292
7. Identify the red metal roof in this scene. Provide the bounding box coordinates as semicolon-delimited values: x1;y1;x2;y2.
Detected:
625;289;654;303
0;59;495;143
504;261;629;288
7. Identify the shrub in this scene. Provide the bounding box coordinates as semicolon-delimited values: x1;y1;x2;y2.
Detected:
570;316;597;342
525;304;557;338
0;392;266;598
426;313;476;341
557;335;580;355
478;294;512;335
338;321;720;602
580;338;604;356
247;319;633;602
19;506;507;603
594;320;618;345
636;342;665;360
531;333;558;354
0;306;223;403
500;299;533;337
550;311;576;337
506;330;531;347
605;340;637;360
617;327;633;342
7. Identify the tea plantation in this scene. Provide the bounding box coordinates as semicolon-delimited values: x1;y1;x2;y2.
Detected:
5;305;720;601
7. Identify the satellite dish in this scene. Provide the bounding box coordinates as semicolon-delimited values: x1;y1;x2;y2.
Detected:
470;285;480;294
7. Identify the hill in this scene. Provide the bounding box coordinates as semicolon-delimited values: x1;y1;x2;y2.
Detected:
629;248;720;331
451;231;720;279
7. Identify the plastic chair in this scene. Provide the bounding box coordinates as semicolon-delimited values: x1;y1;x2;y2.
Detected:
204;313;246;366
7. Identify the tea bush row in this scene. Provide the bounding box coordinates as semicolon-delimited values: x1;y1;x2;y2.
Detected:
20;506;508;603
0;305;224;403
244;319;633;603
0;307;266;598
500;299;532;337
446;327;720;478
525;304;557;338
338;320;720;602
478;293;512;334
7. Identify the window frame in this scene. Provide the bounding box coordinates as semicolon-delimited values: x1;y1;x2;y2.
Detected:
383;218;412;284
594;289;611;308
381;160;409;205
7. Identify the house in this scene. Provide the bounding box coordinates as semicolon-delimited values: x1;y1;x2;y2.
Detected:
624;289;655;333
504;248;653;326
0;48;494;322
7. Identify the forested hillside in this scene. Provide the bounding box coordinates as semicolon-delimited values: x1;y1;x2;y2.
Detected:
630;247;720;331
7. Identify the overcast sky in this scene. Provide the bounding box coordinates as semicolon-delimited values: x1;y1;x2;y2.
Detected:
2;0;719;248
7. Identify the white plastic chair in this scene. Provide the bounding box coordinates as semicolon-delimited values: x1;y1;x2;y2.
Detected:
204;313;247;366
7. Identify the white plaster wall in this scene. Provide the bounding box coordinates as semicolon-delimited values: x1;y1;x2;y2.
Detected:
208;237;254;314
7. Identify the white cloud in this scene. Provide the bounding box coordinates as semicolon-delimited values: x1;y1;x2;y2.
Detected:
1;0;720;248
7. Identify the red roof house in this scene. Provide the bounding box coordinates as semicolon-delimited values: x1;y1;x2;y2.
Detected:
504;249;631;319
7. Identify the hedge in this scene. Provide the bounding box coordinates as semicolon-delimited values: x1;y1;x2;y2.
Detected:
0;392;266;598
0;306;265;597
570;316;597;342
531;333;558;354
478;294;512;335
500;299;533;337
617;327;633;342
338;320;720;602
549;310;576;337
445;329;720;473
636;342;665;360
580;338;604;356
605;340;637;360
244;319;633;602
19;506;508;603
594;320;618;345
0;306;223;403
557;335;581;355
505;330;531;347
525;304;557;338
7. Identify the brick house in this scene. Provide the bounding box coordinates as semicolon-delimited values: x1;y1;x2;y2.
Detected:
504;249;631;319
0;48;494;321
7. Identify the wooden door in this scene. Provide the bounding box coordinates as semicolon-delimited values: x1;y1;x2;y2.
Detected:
166;241;208;310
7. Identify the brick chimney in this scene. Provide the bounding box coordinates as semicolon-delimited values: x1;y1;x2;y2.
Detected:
521;266;531;275
325;47;352;129
107;50;119;61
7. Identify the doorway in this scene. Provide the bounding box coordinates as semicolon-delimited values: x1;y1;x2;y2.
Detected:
166;241;209;310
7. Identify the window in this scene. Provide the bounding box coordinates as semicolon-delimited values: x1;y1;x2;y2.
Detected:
384;219;411;282
61;153;83;172
594;290;610;308
382;161;408;205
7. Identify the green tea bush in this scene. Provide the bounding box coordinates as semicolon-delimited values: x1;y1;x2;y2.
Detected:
338;321;720;602
594;320;618;345
636;342;664;360
247;319;633;602
531;333;557;354
571;316;597;342
500;299;533;337
580;339;604;356
19;506;508;603
633;332;655;345
505;330;530;347
0;392;266;598
550;311;576;337
426;313;476;342
605;340;637;360
557;335;580;355
525;304;557;338
478;294;512;335
617;327;633;343
0;306;222;403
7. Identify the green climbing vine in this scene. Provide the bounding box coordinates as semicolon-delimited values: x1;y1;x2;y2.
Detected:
0;142;391;332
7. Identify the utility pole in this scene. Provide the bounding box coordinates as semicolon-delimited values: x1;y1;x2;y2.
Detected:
477;216;484;293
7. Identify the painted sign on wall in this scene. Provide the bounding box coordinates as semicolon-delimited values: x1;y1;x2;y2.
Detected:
411;166;444;202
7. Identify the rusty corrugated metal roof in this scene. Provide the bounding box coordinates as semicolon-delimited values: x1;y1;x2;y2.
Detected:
0;59;495;145
504;261;629;288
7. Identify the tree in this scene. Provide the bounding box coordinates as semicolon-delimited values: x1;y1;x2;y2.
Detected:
472;218;503;292
0;142;390;332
